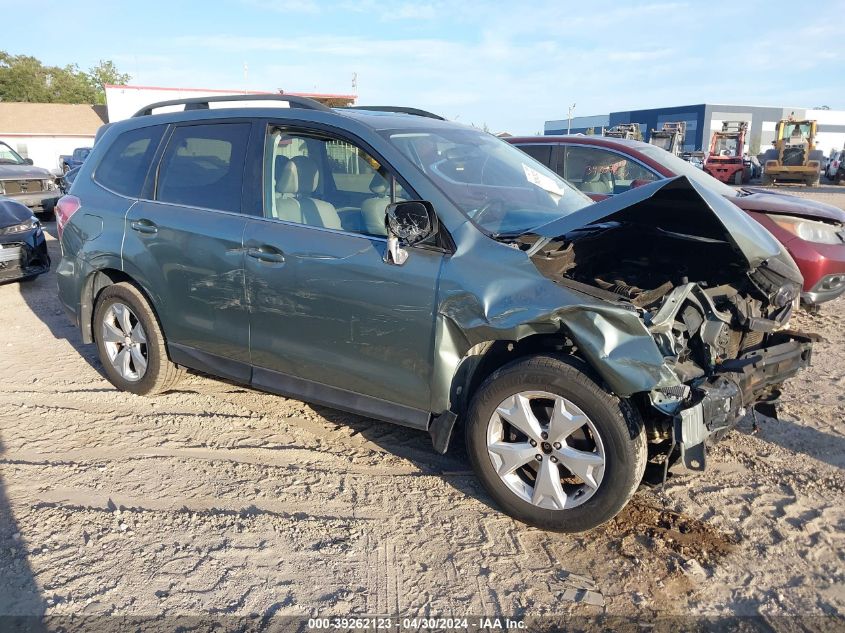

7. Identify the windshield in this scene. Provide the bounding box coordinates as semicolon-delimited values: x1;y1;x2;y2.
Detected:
382;127;592;235
782;122;810;142
638;144;738;197
712;136;739;156
0;142;25;165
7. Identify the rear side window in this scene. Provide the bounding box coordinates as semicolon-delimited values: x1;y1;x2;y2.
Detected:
95;125;164;197
156;123;250;212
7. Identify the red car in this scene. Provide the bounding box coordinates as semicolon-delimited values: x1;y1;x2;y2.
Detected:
507;135;845;307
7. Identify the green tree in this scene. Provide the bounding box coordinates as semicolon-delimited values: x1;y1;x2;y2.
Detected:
0;51;130;104
88;60;131;104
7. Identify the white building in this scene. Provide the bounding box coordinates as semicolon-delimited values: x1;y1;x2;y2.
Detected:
0;103;107;174
105;85;357;123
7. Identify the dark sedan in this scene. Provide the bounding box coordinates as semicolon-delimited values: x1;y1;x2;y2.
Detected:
0;198;50;283
508;135;845;307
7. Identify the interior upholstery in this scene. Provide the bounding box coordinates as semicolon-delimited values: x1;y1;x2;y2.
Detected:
359;173;392;236
274;155;342;229
579;170;613;194
274;155;290;193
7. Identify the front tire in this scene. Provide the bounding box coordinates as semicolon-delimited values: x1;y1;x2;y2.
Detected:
465;355;647;532
93;282;183;395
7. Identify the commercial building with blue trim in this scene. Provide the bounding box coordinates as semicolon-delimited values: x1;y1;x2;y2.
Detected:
545;104;845;156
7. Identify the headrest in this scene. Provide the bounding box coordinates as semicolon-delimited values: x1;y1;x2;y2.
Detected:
278;155;320;195
274;155;290;192
369;173;388;195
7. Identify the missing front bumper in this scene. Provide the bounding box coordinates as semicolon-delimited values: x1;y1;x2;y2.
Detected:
671;332;814;471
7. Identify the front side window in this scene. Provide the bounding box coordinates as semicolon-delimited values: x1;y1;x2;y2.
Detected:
95;125;164;197
0;141;25;165
263;127;406;237
156;123;250;211
384;128;590;236
563;146;659;196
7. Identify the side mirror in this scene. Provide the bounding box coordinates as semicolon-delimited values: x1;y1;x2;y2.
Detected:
385;200;437;246
23;158;34;165
383;201;438;266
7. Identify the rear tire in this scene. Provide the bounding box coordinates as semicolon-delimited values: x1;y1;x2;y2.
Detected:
93;282;183;395
465;355;647;532
762;174;774;186
734;171;743;186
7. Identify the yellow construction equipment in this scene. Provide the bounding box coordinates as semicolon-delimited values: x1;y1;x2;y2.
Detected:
761;119;823;186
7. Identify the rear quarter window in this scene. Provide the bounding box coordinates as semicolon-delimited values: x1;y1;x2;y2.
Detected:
94;125;164;197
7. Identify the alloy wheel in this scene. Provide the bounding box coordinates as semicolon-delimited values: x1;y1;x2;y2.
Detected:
486;390;606;510
101;302;148;382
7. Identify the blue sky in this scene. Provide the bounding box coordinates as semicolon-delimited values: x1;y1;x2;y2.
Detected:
2;0;844;133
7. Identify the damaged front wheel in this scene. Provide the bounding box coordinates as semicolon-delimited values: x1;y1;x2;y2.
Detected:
466;355;647;532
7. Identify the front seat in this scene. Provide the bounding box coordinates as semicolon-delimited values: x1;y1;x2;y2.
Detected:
275;155;342;229
359;173;394;236
579;168;613;194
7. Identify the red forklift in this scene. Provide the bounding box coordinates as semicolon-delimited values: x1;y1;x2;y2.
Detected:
704;121;751;185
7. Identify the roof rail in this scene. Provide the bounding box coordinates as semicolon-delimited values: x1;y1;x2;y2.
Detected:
343;106;446;121
132;94;331;118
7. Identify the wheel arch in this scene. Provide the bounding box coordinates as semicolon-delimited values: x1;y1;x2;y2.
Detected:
81;267;168;347
447;333;593;422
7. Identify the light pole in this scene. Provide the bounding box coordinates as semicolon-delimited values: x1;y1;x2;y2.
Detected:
567;103;576;135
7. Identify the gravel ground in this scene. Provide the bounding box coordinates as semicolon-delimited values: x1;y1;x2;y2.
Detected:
0;188;843;628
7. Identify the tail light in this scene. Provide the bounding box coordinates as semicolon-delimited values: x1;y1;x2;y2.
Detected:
55;195;81;241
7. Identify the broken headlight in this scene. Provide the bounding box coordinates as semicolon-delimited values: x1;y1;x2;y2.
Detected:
773;282;799;308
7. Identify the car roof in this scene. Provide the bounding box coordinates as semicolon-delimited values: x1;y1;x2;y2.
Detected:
103;104;462;138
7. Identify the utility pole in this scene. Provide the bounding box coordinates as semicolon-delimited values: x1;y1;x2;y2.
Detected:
567;103;576;135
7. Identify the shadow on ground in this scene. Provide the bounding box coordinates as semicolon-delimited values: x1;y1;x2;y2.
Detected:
0;436;46;629
736;412;845;470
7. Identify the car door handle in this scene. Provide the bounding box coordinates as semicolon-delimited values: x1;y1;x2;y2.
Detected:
246;246;285;264
130;220;158;235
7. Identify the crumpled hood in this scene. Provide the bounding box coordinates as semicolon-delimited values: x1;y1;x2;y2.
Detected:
0;164;54;180
528;176;786;270
734;188;845;223
0;198;34;228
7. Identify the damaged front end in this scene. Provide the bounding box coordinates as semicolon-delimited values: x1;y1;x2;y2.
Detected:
0;200;51;284
517;176;814;471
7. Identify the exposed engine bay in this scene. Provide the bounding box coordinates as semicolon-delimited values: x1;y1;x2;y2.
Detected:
515;206;814;470
525;221;798;378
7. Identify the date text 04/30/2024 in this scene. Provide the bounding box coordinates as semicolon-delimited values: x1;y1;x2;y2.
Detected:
307;617;526;630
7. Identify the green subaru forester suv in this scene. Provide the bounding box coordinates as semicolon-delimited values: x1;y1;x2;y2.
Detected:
56;95;813;532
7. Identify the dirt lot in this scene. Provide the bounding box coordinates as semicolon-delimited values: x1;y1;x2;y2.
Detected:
1;187;843;629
